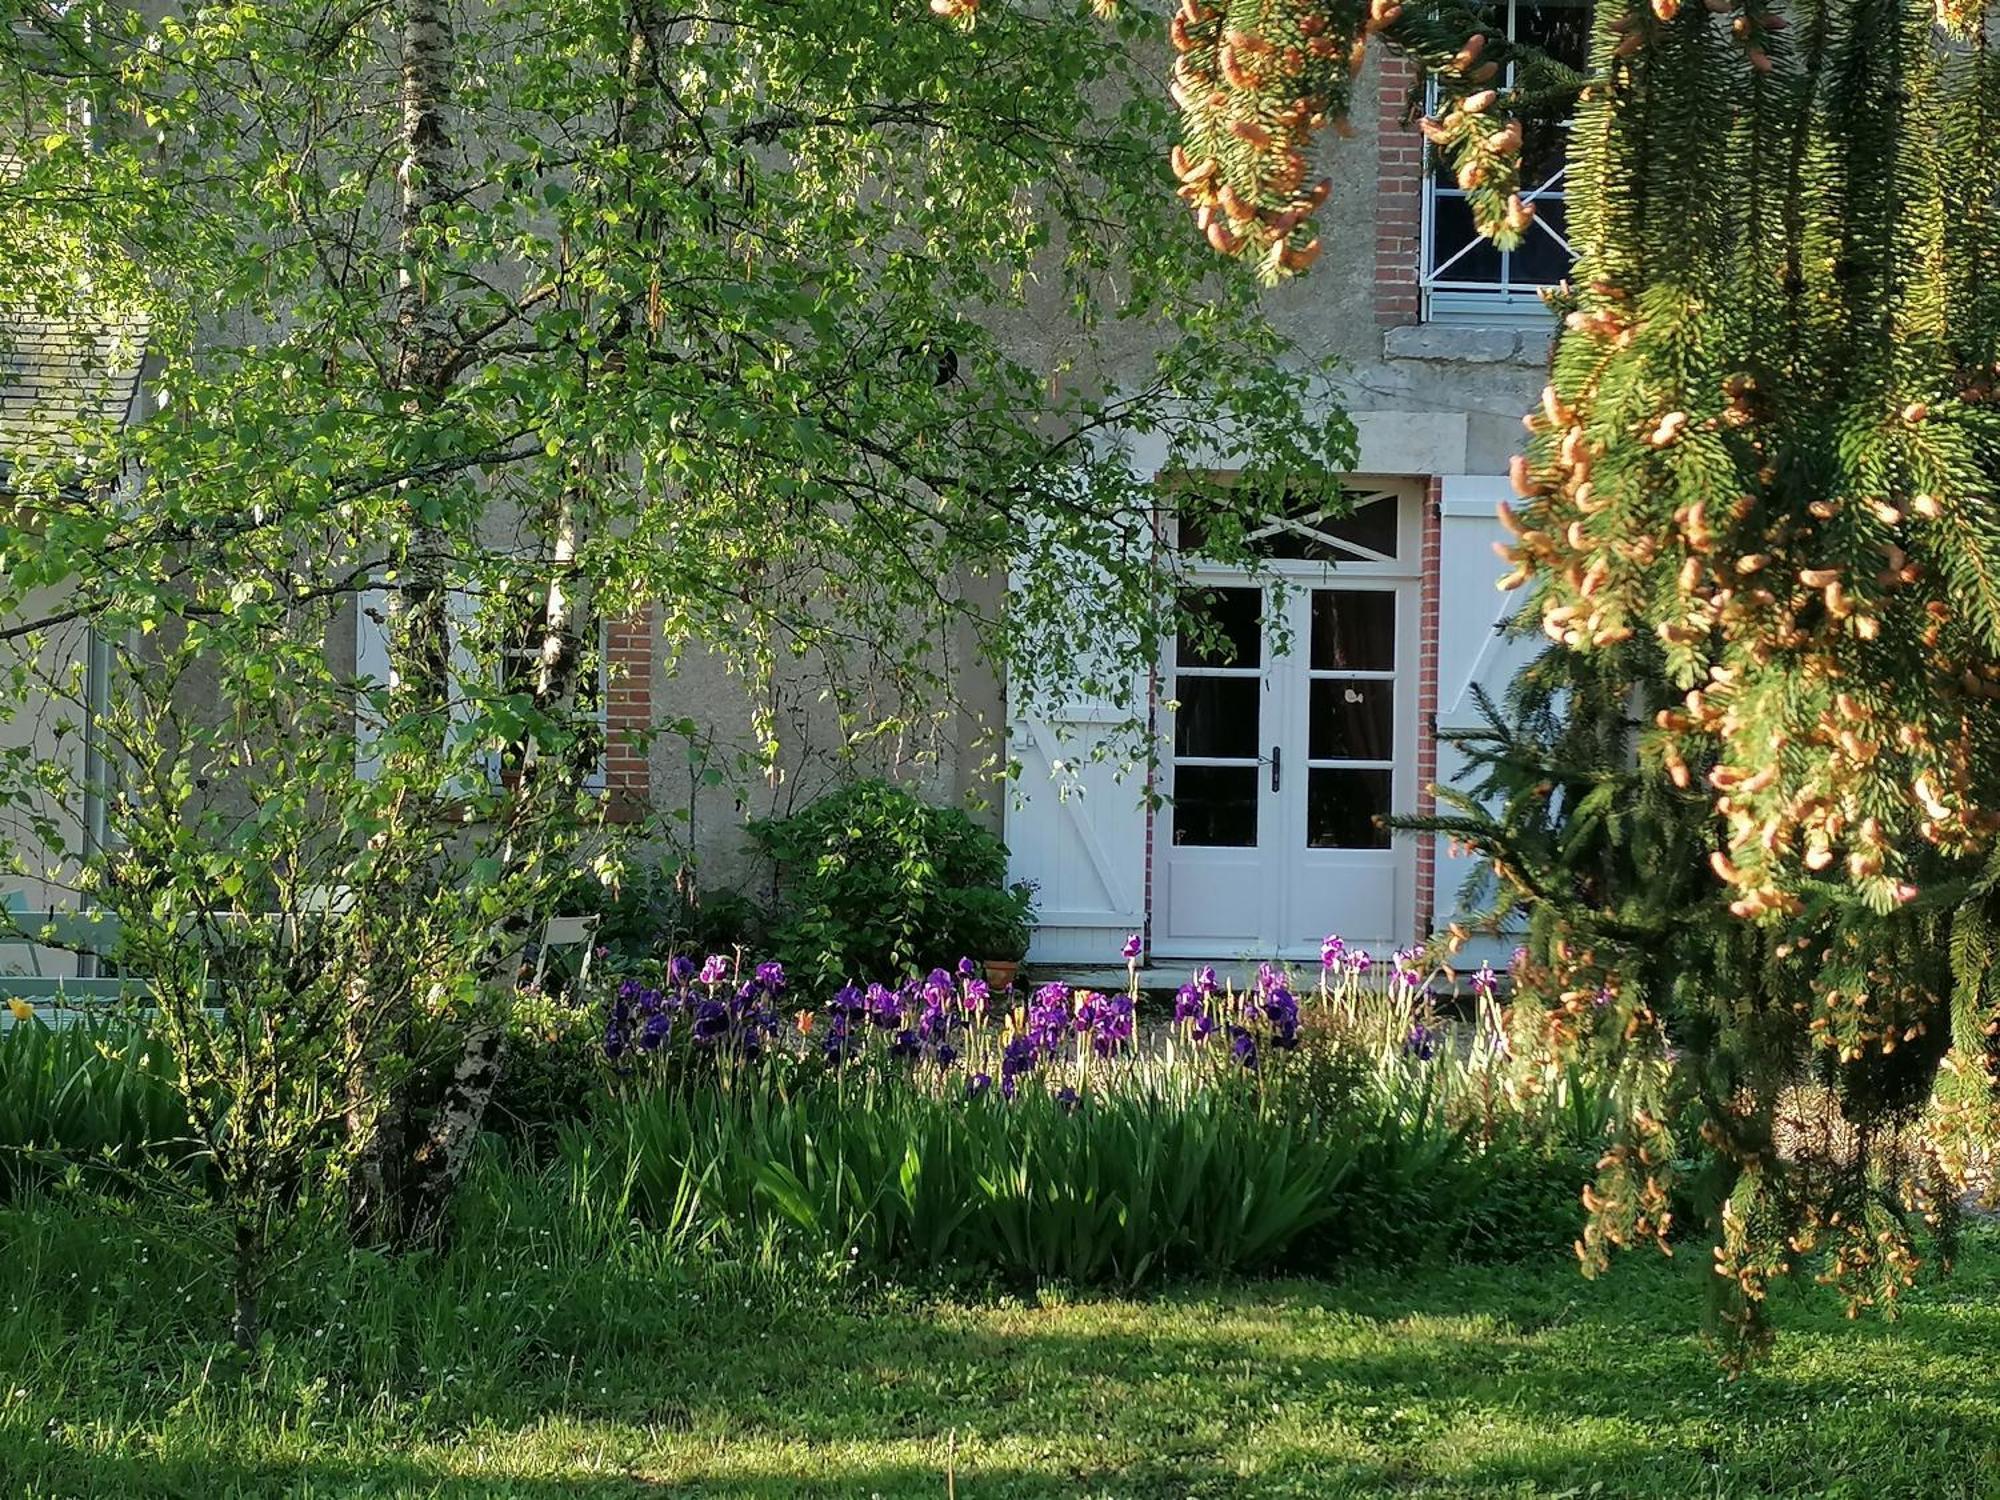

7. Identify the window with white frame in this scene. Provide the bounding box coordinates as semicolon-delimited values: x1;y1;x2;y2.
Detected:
487;588;609;791
1422;0;1588;320
353;583;611;792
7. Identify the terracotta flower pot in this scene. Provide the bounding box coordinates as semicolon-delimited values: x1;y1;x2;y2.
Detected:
982;959;1020;992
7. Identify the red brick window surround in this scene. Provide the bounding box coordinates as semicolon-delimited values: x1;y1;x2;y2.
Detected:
1376;52;1425;329
603;610;653;821
1412;476;1442;942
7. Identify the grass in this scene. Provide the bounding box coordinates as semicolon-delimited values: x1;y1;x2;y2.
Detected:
3;1175;2000;1498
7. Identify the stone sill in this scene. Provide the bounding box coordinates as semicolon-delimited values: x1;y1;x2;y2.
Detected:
1383;323;1553;367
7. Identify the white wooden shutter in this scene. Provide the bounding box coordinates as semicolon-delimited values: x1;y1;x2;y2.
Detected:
1003;506;1152;966
1430;474;1541;957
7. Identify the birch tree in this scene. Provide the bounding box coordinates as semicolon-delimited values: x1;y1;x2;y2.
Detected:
0;0;1348;1328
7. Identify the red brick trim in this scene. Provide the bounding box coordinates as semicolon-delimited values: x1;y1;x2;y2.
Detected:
1377;53;1424;328
1413;477;1443;942
603;609;653;820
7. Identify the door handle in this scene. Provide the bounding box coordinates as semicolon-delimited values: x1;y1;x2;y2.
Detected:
1270;744;1281;792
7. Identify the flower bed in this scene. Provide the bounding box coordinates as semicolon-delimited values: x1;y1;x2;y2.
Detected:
579;935;1606;1281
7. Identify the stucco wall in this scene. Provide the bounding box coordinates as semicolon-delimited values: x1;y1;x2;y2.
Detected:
649;49;1549;902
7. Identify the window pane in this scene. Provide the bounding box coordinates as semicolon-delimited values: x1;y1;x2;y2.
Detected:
1426;194;1503;285
1512;199;1571;285
1310;591;1396;671
1173;765;1259;847
1307;769;1392;849
1174;675;1261;759
1310;680;1394;761
1261;492;1400;561
1177;587;1261;668
1519;120;1569;189
1517;0;1591;68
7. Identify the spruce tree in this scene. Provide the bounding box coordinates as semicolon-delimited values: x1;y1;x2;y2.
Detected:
936;0;2000;1359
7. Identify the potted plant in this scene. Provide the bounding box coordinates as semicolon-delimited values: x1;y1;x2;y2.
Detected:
950;881;1035;992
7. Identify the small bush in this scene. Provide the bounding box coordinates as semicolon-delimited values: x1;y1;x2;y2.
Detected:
748;780;1032;987
579;860;770;968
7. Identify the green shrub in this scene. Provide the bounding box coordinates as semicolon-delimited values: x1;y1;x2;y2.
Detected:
573;860;771;969
748;779;1032;987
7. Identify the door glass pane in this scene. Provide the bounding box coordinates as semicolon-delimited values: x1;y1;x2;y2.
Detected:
1173;765;1259;847
1176;587;1261;668
1307;768;1392;849
1310;591;1396;671
1309;680;1393;761
1174;675;1260;759
1263;493;1400;561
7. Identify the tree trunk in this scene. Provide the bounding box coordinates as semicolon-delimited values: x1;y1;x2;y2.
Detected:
397;3;672;1242
230;1219;262;1353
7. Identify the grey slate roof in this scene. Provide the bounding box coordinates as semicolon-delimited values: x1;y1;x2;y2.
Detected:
0;311;149;461
0;148;149;469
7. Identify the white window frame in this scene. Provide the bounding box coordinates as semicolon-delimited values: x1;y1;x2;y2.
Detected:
355;585;611;794
1420;0;1580;323
486;603;610;794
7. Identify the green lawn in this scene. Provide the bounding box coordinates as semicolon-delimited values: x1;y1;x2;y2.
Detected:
5;1199;2000;1498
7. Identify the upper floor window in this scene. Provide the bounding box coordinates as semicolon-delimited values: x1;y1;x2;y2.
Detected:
1422;0;1588;321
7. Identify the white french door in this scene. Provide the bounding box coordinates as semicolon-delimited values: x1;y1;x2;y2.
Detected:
1155;488;1420;958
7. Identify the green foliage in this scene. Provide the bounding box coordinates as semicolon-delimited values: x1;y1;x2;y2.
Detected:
1413;637;1975;1362
0;1020;191;1188
584;861;771;968
750;780;1033;984
593;1025;1597;1286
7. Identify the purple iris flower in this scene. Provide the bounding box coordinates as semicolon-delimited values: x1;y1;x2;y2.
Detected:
1320;934;1345;968
637;1011;672;1052
890;1029;921;1061
966;1072;992;1100
754;960;785;993
1089;993;1135;1057
822;1013;856;1063
962;977;991;1016
698;954;729;986
865;982;902;1029
617;977;643;1003
1471;962;1498;1000
829;983;866;1019
1026;986;1071;1054
691;999;731;1044
957;956;978;978
1229;1026;1258;1070
603;1020;629;1059
1194;965;1219;997
1348;948;1373;976
1122;933;1143;962
1055;1085;1080;1112
1174;983;1205;1025
1404;1022;1439;1061
1001;1035;1038;1081
935;1042;960;1067
668;955;697;986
